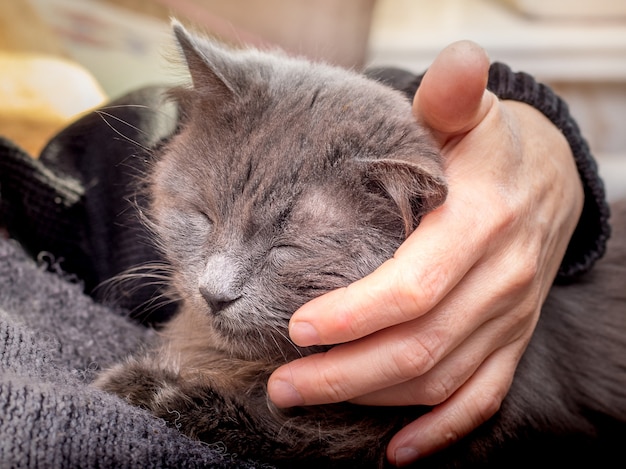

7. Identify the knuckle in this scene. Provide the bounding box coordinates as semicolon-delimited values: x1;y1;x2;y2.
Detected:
421;370;459;406
483;193;518;237
318;370;352;403
386;272;422;321
474;388;504;424
431;391;503;450
387;333;443;382
486;201;544;298
416;263;452;304
511;249;540;290
307;350;355;403
493;244;541;304
511;296;541;334
391;264;448;319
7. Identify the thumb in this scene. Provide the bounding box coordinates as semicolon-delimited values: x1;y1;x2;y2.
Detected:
414;40;494;144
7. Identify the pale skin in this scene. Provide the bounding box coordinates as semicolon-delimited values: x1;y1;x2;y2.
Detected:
267;41;584;466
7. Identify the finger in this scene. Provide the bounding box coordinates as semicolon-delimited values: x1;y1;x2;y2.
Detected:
270;200;539;409
386;346;519;466
270;318;455;408
349;312;515;407
288;206;483;348
351;247;543;406
348;257;538;408
413;40;494;144
271;293;485;408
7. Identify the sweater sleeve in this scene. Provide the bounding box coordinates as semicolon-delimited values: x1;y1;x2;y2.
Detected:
487;62;611;282
365;63;611;282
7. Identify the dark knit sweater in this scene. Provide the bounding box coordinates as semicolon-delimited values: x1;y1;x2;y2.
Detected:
0;64;611;467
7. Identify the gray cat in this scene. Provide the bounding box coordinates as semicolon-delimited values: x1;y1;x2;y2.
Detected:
95;23;626;468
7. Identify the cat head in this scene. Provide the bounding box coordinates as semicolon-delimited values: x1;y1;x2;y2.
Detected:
149;22;447;361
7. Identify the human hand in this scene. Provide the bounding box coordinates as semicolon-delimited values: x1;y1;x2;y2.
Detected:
267;41;584;466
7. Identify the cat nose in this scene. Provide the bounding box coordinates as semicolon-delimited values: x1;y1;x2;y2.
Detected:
199;253;242;314
199;286;239;314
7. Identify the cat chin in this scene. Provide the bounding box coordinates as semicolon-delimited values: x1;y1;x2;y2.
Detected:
181;296;301;360
213;324;299;362
203;315;323;363
174;291;317;362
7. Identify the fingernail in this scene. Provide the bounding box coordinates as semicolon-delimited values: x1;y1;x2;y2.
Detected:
268;379;304;407
289;321;320;346
394;447;419;467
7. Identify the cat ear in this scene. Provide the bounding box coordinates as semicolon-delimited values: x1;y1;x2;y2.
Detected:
172;19;235;99
357;157;447;235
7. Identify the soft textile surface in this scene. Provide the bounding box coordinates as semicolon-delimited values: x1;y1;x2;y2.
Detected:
0;86;180;326
0;235;262;468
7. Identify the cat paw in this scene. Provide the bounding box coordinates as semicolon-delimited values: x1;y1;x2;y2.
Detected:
94;359;181;411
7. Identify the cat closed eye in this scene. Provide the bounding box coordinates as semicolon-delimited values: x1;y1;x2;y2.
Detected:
268;244;303;261
270;244;300;253
177;210;214;237
190;210;214;225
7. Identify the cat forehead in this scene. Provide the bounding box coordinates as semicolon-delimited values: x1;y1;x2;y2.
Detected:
187;40;412;120
266;60;410;120
291;186;354;226
173;23;422;156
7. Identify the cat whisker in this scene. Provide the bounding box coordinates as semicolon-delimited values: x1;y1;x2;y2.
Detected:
103;270;174;286
111;290;180;324
253;327;270;358
269;322;303;361
98;103;178;123
94;262;177;320
94;110;152;152
96;263;173;292
269;329;292;365
134;292;180;317
133;209;168;252
102;265;173;281
96;109;149;135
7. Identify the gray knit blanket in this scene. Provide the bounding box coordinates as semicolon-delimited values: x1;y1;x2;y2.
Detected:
0;236;262;468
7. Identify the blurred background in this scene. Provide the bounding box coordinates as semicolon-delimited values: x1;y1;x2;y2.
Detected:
1;0;625;199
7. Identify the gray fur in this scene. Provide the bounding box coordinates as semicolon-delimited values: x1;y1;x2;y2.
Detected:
96;23;626;468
